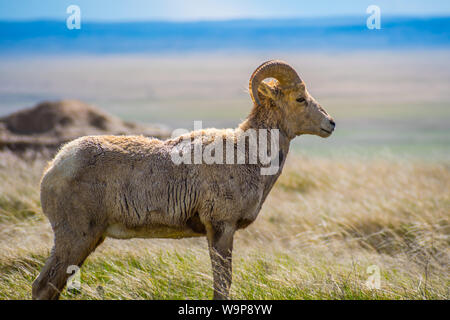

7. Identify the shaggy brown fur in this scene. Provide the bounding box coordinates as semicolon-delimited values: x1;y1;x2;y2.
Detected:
32;60;335;300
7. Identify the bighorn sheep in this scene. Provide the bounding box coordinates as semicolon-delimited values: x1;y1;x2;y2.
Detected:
32;60;335;300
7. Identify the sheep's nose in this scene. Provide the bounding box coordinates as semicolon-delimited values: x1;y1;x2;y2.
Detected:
330;120;336;128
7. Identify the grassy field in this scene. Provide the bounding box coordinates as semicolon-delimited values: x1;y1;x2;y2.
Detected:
0;51;448;299
1;51;449;159
0;151;448;299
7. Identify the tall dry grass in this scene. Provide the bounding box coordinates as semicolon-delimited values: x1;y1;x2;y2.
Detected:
0;151;448;299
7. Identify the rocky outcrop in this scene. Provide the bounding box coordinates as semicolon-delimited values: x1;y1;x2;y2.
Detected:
0;100;170;153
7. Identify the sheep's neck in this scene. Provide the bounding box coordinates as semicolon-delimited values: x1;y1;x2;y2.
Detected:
238;101;292;192
239;99;292;146
239;97;293;139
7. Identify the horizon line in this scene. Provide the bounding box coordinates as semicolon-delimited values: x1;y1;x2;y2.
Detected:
1;14;449;24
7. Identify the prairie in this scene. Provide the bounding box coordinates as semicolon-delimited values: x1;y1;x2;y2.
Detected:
0;151;448;299
0;51;448;299
1;51;449;158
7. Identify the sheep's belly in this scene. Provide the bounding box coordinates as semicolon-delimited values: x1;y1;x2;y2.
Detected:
104;223;204;239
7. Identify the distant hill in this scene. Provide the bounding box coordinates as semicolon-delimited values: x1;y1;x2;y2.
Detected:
0;100;169;153
0;16;449;54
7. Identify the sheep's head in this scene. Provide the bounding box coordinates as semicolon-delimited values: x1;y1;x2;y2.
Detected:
249;60;335;138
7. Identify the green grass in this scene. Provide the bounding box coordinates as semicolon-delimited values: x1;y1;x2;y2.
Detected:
0;246;446;300
0;152;448;300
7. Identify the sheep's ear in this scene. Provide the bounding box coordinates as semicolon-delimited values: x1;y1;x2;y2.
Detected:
258;82;277;100
295;82;306;92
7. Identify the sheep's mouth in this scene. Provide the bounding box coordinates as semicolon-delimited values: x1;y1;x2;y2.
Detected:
321;128;332;134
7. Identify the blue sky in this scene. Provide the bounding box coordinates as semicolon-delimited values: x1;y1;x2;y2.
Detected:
1;0;449;21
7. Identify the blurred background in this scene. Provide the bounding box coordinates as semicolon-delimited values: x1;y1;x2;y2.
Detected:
1;0;449;158
0;0;449;300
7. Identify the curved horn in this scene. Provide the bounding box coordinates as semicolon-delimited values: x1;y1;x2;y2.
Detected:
249;60;302;107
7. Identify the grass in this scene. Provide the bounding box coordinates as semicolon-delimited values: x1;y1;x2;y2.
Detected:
0;151;448;300
0;51;448;299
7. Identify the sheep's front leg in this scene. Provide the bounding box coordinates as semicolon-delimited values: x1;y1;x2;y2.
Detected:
206;222;235;300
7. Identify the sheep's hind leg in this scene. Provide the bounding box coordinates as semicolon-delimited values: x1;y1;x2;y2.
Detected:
32;228;105;300
206;222;235;300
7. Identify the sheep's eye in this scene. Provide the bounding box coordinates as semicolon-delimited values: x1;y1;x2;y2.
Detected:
296;97;306;103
